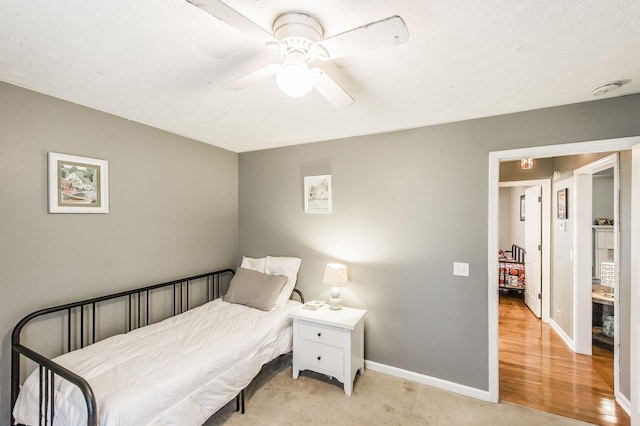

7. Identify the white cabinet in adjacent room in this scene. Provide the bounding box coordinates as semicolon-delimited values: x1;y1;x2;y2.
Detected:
593;225;614;279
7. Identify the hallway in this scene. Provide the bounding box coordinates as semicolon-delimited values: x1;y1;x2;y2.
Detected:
498;295;629;425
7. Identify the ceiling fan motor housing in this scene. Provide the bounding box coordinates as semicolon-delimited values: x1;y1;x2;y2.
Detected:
273;13;324;57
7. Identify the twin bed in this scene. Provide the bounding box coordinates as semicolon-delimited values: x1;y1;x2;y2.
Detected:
11;256;303;426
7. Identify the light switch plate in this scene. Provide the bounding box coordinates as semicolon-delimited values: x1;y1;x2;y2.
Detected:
453;262;469;277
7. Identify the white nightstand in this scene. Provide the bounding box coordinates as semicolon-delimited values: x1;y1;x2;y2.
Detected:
289;305;367;395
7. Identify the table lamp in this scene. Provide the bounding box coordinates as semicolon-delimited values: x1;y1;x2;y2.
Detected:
323;263;348;310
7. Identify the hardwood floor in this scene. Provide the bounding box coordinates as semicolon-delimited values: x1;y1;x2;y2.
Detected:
499;294;630;426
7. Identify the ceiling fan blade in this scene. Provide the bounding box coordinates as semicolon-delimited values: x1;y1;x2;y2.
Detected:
312;69;355;109
186;0;281;46
313;15;409;61
222;64;280;90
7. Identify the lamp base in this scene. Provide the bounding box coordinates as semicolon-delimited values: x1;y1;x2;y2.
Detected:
329;286;342;310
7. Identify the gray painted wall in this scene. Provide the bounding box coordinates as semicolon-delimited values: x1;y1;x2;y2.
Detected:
238;94;640;396
0;82;239;424
240;130;491;388
593;174;614;222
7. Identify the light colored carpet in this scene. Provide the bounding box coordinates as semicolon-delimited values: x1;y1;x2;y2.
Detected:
205;354;592;425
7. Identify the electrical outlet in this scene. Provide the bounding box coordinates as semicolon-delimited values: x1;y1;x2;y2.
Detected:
453;262;469;277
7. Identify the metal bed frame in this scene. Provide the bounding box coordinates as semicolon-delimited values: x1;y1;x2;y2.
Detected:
499;244;526;294
11;269;304;426
506;244;526;263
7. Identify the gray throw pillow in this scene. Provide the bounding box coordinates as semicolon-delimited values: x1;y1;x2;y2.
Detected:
223;267;288;311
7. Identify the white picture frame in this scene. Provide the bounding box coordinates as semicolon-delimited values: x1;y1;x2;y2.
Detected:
304;175;332;213
48;152;109;213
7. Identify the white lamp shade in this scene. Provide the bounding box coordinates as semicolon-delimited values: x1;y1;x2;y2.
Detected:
322;263;348;287
275;52;318;97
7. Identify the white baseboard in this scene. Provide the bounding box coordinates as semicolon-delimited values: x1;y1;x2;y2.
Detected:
549;319;575;351
365;360;493;402
616;391;631;416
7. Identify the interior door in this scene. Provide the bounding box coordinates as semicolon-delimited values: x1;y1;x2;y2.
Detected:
524;185;542;318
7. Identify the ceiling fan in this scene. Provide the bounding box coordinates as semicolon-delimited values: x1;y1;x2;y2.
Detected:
186;0;409;108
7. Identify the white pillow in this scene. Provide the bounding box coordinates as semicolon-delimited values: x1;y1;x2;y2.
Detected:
265;256;302;307
240;256;266;272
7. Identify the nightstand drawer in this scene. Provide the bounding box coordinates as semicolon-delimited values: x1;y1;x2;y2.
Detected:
297;342;344;375
298;321;345;348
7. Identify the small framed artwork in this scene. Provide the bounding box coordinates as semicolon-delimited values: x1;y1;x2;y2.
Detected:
597;218;613;226
519;195;525;221
557;188;568;219
48;152;109;213
304;175;332;213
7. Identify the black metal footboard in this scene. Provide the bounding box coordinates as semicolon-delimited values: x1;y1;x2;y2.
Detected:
11;269;234;426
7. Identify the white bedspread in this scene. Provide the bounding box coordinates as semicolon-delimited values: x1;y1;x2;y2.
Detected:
13;299;300;426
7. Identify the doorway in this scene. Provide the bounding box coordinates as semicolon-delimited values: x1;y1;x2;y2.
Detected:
498;180;550;322
496;153;624;424
487;136;640;424
573;154;619;395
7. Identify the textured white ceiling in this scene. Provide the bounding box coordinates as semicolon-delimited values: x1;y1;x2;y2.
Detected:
1;0;639;152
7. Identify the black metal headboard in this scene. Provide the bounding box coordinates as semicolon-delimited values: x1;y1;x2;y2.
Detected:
509;244;526;263
291;288;305;304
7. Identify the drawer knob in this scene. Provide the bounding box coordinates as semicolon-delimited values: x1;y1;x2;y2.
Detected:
317;356;321;361
317;332;322;337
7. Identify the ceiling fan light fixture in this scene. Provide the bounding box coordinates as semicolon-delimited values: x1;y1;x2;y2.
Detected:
191;2;409;107
275;52;318;97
